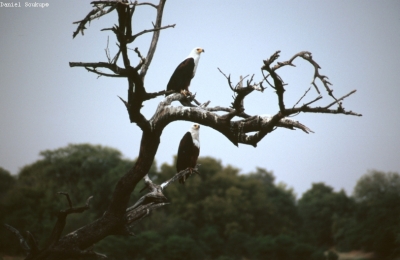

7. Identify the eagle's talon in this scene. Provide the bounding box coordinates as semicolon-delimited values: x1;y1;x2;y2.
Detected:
180;89;188;96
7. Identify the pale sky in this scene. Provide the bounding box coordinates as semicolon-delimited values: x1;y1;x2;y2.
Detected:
1;1;399;197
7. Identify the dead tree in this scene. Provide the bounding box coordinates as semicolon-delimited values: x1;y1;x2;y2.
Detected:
6;0;361;259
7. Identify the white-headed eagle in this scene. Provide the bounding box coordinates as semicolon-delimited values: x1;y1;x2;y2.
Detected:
177;123;200;183
166;47;205;97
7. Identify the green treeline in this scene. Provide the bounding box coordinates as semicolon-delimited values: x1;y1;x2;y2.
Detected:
0;144;399;260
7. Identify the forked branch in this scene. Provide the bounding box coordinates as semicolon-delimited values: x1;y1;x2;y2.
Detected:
260;50;360;117
72;2;116;38
71;0;174;129
5;193;94;260
125;165;200;226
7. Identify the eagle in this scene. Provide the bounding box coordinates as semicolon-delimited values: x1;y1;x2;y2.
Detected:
166;47;205;97
176;123;200;183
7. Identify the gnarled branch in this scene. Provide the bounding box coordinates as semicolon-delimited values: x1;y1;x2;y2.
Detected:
125;165;201;226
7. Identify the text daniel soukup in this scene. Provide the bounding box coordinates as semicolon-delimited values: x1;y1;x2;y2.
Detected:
0;2;49;7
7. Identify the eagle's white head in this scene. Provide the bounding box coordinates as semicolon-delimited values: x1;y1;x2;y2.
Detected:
187;47;204;76
188;47;205;57
189;123;200;148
